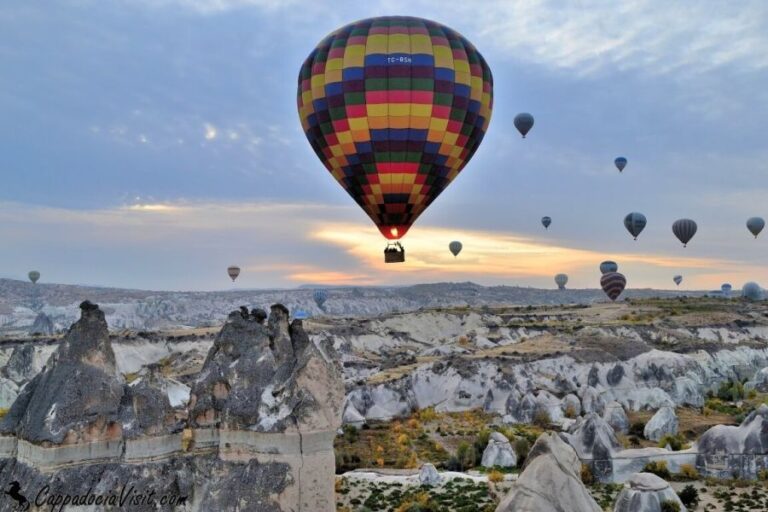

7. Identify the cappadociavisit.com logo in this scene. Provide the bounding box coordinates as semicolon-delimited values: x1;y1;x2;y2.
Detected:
3;480;188;511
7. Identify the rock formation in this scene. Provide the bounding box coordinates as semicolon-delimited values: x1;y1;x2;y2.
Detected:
643;406;678;442
29;312;54;336
603;401;630;434
613;472;687;512
481;431;517;468
696;403;768;478
495;432;601;512
0;301;345;512
419;463;441;485
562;413;621;480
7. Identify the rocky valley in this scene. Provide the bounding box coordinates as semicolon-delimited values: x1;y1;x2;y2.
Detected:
0;284;767;511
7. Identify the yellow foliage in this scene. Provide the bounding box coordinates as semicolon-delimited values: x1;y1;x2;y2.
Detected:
0;408;9;419
407;418;421;430
392;421;402;433
678;464;699;480
404;452;419;469
397;433;410;446
487;470;504;483
417;407;440;422
375;445;384;454
376;457;385;467
457;335;470;346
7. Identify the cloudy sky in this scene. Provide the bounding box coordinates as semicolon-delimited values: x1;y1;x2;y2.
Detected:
1;0;767;291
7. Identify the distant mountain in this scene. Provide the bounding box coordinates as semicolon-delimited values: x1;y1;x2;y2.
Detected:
0;278;703;335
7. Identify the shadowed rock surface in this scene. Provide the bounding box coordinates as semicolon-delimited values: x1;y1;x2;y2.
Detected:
0;302;344;511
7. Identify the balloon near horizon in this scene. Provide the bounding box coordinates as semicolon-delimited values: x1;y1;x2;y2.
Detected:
297;16;494;262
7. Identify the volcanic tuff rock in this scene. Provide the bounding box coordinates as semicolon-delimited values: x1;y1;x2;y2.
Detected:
613;472;687;512
644;406;678;442
481;431;517;468
419;463;441;485
696;403;768;478
0;301;124;444
563;413;621;480
0;302;345;511
495;432;601;512
603;401;630;434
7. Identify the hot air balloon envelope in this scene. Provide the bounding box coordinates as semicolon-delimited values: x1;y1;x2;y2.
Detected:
541;216;551;229
747;217;765;238
743;282;763;301
449;241;462;257
298;16;494;243
601;272;626;301
227;266;240;282
672;219;697;247
314;289;328;309
28;271;40;284
673;275;683;286
599;261;618;274
555;273;568;290
514;113;534;138
624;213;647;240
615;157;627;172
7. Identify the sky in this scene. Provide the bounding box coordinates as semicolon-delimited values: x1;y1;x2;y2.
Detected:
1;0;767;291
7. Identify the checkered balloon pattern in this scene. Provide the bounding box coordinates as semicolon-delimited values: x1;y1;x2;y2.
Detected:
297;16;493;240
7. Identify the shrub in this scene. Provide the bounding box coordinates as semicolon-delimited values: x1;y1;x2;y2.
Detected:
677;484;700;508
643;460;671;479
660;500;680;512
417;407;440;422
658;433;686;451
487;470;504;483
564;403;578;419
758;469;768;481
456;441;476;471
629;421;646;437
513;438;531;467
342;424;359;443
677;464;699;480
532;408;551;428
716;380;745;401
580;464;594;485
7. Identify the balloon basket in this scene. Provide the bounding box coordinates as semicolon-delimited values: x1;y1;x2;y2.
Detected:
384;242;405;263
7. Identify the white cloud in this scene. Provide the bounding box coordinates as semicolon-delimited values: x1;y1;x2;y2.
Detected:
203;122;217;140
458;0;768;76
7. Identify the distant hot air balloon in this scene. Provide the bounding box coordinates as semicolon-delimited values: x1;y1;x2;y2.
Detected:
514;113;534;138
624;212;647;240
449;241;463;257
314;289;328;309
747;217;765;239
673;275;683;286
743;282;763;301
721;283;732;297
614;157;627;172
227;266;240;282
541;216;552;230
599;261;618;274
601;272;626;301
293;309;311;320
672;219;697;247
298;16;494;263
28;271;40;284
555;273;568;290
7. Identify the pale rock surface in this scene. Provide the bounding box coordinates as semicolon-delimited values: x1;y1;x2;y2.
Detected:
643;406;678;442
481;431;517;468
495;432;601;512
613;472;687;512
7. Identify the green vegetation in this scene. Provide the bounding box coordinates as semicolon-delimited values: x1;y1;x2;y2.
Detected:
659;500;680;512
677;485;699;509
658;433;687;451
642;460;671;480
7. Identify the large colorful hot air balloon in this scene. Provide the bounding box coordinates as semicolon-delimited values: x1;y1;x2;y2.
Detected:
747;217;765;239
298;16;494;263
614;157;627;172
672;219;697;247
28;271;40;284
541;216;551;230
554;273;568;290
599;261;618;274
673;275;683;286
314;289;328;309
601;272;626;301
449;240;462;257
514;113;534;138
624;212;646;240
227;266;240;282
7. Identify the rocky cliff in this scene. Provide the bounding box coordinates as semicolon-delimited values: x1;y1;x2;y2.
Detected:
0;301;344;511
